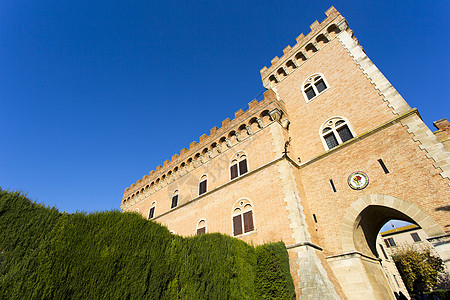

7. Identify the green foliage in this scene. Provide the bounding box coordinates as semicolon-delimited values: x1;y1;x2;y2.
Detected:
0;189;295;299
255;242;296;299
392;245;445;294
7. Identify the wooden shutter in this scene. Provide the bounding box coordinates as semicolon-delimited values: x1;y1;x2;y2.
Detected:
171;195;178;208
233;215;242;236
230;164;238;179
149;207;155;219
324;133;339;149
199;180;207;195
196;227;206;235
337;125;353;143
239;159;248;175
243;211;254;233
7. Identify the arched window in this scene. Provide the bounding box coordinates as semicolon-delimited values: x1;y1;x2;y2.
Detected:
320;117;355;150
230;152;248;180
199;175;207;195
196;219;207;235
232;199;254;236
148;201;156;219
302;73;329;102
171;190;179;209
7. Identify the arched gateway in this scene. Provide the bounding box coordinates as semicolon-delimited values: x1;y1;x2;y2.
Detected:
341;195;445;256
325;195;448;299
121;7;450;299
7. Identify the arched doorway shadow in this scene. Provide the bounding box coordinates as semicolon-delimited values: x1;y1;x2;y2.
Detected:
340;194;444;258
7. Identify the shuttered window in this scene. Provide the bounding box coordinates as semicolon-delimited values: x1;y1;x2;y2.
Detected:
199;180;207;195
149;207;155;219
239;159;248;176
315;79;327;93
196;227;206;235
324;133;339;149
230;164;238;180
243;211;254;233
337;125;353;143
231;158;248;180
233;215;243;236
303;74;328;102
305;86;316;100
171;195;178;209
233;209;254;236
321;118;354;150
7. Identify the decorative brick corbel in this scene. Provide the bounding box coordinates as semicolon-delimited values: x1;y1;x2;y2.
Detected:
269;108;282;122
216;144;222;153
312;42;319;51
225;138;232;148
336;19;348;31
235;131;241;142
245;125;253;135
256;118;264;128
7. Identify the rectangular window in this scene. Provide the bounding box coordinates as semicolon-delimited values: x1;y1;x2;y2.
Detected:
239;159;248;176
171;195;178;209
196;227;206;235
329;179;337;193
324;133;339;149
230;164;238;180
393;275;400;288
337;125;353;143
315;79;327;93
380;244;389;260
387;237;396;247
233;215;243;236
199;180;207;195
411;232;421;242
243;211;254;233
149;207;155;219
378;159;390;174
384;239;391;248
305;86;316;100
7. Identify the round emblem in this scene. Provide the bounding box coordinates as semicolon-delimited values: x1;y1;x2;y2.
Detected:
348;172;369;190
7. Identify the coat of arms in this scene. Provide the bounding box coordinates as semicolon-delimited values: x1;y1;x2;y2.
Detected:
348;172;369;190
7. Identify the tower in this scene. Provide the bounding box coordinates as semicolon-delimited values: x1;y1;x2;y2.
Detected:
121;7;450;299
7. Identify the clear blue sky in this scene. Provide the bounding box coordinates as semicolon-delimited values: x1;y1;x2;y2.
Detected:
1;1;449;215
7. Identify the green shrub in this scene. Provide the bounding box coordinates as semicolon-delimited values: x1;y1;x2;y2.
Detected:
0;189;296;299
392;245;445;294
255;242;296;299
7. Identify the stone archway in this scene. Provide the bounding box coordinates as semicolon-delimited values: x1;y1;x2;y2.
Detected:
340;194;445;257
328;194;446;300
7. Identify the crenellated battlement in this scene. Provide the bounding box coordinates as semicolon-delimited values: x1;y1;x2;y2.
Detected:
121;89;289;204
260;6;353;88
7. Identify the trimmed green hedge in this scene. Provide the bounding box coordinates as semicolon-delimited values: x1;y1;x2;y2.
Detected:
0;189;295;299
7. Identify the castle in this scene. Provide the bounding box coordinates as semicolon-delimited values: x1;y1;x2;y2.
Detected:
120;7;450;299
